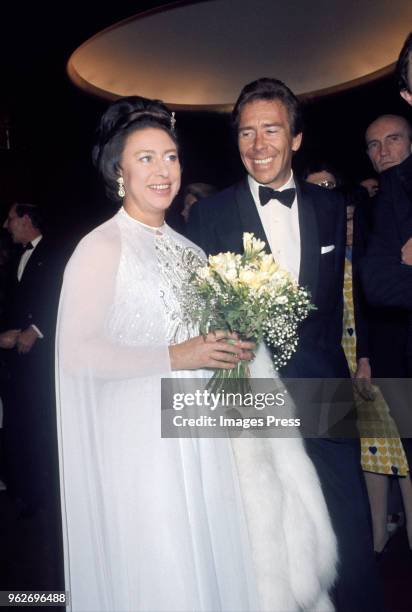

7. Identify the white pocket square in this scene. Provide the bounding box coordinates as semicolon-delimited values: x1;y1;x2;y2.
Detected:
321;245;335;254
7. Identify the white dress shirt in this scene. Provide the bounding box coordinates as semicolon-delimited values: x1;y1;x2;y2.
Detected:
248;172;301;281
18;234;42;282
17;234;43;338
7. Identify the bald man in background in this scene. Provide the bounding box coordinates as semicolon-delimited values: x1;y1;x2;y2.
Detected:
365;114;412;175
354;114;412;384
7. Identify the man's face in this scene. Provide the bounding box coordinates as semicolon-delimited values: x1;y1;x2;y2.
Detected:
3;204;28;244
366;116;412;174
237;99;302;188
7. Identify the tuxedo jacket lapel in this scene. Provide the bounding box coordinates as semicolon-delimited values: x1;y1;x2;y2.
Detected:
226;178;319;303
19;240;44;283
235;178;270;248
236;178;320;301
297;182;319;302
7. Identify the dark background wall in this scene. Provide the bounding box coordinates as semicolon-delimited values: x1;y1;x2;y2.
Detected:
0;2;409;242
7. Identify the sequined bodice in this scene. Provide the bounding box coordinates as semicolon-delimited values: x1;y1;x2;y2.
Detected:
106;209;203;347
155;233;201;344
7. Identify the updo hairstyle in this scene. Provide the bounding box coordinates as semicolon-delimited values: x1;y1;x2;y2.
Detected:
92;96;177;202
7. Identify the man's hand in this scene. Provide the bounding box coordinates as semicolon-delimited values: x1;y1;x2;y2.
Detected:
16;327;39;354
0;329;21;349
353;357;375;401
401;237;412;265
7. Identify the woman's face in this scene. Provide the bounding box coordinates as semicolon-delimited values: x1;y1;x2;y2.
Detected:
119;127;180;225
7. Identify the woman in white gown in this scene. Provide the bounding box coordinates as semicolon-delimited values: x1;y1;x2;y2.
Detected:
56;97;338;612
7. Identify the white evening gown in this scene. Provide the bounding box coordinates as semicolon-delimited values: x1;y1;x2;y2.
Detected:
56;207;337;612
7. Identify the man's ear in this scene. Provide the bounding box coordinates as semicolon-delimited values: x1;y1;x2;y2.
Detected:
400;89;412;106
292;132;303;152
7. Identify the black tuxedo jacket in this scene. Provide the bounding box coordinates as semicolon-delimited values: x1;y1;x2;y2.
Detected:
4;237;64;356
361;154;412;373
362;154;412;309
353;194;409;377
2;237;67;560
186;177;349;378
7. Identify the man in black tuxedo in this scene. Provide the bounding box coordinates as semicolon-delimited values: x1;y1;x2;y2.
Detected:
187;78;382;612
1;202;64;589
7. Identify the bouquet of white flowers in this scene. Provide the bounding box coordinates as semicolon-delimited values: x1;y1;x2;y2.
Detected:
187;233;314;390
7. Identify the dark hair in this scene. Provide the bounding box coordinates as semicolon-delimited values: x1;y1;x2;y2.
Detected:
232;78;303;136
359;173;379;183
14;203;44;231
302;161;343;188
183;182;217;202
92;96;178;202
345;186;369;209
396;32;412;93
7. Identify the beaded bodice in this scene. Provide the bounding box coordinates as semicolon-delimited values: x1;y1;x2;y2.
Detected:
106;208;202;347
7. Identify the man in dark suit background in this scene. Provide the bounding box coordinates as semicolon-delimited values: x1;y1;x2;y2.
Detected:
362;34;412;339
361;33;412;547
1;202;64;589
187;78;382;612
354;115;412;384
350;115;412;552
362;35;412;358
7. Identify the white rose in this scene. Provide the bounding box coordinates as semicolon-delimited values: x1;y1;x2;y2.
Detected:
221;268;238;283
209;253;226;269
196;266;212;280
259;253;277;273
239;269;257;285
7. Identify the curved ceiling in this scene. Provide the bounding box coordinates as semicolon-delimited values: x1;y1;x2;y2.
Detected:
68;0;412;109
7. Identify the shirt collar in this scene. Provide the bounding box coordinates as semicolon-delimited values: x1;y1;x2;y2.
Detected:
28;235;42;249
248;171;295;204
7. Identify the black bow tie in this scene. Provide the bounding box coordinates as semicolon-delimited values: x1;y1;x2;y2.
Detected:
22;242;34;251
259;186;296;208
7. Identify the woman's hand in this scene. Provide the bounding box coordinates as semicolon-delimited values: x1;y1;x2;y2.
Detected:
169;330;255;371
0;329;21;349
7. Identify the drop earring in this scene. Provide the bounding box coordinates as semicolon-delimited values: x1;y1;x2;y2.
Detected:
117;177;125;198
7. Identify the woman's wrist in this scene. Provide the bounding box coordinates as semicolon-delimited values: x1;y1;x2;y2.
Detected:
169;343;184;371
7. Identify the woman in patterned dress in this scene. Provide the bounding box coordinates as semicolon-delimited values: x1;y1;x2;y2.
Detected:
342;203;412;554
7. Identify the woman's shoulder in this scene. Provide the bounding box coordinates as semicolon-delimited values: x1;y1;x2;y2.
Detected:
69;213;122;266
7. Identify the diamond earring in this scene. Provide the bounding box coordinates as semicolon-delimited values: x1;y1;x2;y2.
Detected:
117;177;125;198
